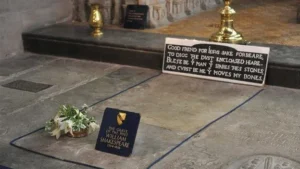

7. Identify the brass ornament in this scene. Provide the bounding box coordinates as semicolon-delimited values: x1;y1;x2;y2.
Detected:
210;0;248;45
89;4;103;37
117;112;127;125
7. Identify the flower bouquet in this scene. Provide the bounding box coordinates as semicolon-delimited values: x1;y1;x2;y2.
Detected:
45;104;99;139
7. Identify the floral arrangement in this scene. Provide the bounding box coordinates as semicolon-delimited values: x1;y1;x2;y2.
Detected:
45;104;99;139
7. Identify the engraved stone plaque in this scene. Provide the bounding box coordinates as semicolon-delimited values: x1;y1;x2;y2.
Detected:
2;80;52;93
124;5;149;29
223;155;300;169
163;38;270;86
95;108;141;157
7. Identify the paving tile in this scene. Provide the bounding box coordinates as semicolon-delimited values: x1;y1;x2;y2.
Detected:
0;58;114;115
0;54;55;77
49;66;160;108
0;142;82;169
151;87;300;169
0;66;159;138
14;122;189;169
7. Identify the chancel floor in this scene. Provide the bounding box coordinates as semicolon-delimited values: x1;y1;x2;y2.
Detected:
2;1;300;168
1;54;300;169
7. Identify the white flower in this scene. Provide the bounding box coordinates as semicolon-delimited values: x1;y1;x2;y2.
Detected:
82;104;88;109
46;104;99;139
88;122;100;134
65;120;74;136
50;128;61;139
53;114;67;124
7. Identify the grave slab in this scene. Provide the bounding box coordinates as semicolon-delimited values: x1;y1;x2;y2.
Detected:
1;64;159;169
13;123;189;169
12;74;261;169
150;87;300;169
92;74;261;133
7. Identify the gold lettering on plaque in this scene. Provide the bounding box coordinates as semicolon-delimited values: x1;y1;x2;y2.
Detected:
100;126;130;150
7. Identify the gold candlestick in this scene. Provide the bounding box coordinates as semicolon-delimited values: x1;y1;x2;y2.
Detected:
89;4;103;37
210;0;247;44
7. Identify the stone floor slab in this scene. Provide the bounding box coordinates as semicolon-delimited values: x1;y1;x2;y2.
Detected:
49;66;160;108
0;54;55;77
1;64;159;169
92;74;261;133
0;58;115;115
1;66;159;139
151;87;300;169
8;73;261;169
13;123;189;169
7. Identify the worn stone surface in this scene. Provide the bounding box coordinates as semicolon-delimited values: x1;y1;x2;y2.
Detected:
0;64;158;140
14;123;189;169
151;87;300;169
93;74;260;133
0;58;115;116
11;73;260;169
3;53;300;169
222;155;300;169
0;54;161;169
0;54;55;77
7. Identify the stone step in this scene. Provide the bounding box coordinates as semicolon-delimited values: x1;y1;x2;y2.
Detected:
22;23;300;89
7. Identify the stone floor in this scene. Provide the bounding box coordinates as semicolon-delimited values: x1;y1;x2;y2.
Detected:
107;0;300;47
1;53;300;169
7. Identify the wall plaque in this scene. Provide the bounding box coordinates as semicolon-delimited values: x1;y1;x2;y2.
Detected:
163;38;270;86
124;5;149;29
95;108;141;157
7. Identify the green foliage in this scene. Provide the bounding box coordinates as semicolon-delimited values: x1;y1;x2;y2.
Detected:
45;104;99;139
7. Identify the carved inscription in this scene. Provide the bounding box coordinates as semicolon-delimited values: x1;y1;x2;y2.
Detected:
224;155;299;169
163;38;270;86
95;108;140;157
222;129;300;153
100;126;130;150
